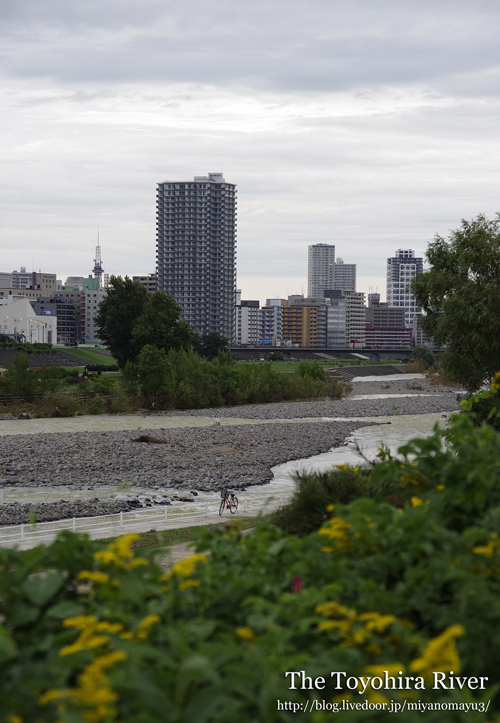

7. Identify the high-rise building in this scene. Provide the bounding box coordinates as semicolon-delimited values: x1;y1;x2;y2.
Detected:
282;296;328;347
307;244;335;297
386;249;423;328
324;290;366;347
235;291;259;345
333;258;356;291
259;302;284;346
156;173;237;341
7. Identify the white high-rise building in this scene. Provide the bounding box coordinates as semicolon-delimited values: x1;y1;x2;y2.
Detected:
235;291;259;345
333;258;356;291
156;173;237;341
386;249;423;329
307;244;335;297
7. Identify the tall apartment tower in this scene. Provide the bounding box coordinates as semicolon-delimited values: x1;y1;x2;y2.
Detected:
386;249;423;328
156;173;237;341
333;258;356;291
307;244;335;297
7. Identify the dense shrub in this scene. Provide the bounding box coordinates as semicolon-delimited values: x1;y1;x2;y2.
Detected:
274;468;371;536
124;347;349;410
85;363;120;372
0;354;70;401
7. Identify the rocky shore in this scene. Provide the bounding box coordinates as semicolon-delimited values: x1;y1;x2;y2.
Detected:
0;420;372;525
0;376;462;526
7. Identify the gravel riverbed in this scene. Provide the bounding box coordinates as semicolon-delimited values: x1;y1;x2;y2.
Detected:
0;376;462;526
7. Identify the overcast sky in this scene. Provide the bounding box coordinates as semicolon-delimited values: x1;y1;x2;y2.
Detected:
1;0;500;303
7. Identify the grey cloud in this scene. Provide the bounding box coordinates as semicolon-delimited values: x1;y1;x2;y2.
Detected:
1;0;500;94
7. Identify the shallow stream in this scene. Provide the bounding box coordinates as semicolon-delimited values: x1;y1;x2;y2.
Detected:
0;412;449;507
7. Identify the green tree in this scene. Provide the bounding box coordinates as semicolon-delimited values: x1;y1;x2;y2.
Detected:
94;276;149;368
410;345;435;368
131;291;193;357
135;344;173;400
412;213;500;390
192;332;228;360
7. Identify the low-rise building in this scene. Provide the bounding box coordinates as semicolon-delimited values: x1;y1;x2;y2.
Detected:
31;297;77;346
133;274;158;293
365;298;410;348
0;298;57;344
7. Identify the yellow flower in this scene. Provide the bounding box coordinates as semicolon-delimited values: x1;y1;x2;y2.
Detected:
59;617;125;657
491;371;500;390
316;601;353;618
410;625;465;681
318;518;351;546
365;663;405;677
179;579;201;591
436;484;445;491
473;542;494;557
401;473;420;486
235;627;258;642
368;692;390;705
326;504;335;512
40;651;128;723
322;546;334;553
164;553;207;580
77;571;110;584
335;464;350;471
93;534;145;570
359;612;395;633
411;496;423;507
136;614;160;641
9;716;23;723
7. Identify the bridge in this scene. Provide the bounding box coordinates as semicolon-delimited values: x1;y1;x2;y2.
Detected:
228;347;425;362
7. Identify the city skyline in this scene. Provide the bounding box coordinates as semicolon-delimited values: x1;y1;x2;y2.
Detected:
2;1;500;305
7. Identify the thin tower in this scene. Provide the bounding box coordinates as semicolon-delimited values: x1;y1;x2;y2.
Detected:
92;231;104;284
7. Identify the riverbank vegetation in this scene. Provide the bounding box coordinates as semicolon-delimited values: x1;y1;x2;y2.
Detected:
2;388;500;721
0;349;349;417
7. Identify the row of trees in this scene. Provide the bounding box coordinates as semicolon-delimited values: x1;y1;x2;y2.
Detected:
94;277;228;368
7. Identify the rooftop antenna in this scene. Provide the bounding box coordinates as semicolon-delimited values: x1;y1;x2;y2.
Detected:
92;228;104;284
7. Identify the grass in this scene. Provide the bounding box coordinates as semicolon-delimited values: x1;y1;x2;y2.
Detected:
57;348;118;366
99;514;276;552
237;359;403;372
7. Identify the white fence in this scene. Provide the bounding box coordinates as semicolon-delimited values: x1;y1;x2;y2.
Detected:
0;492;291;548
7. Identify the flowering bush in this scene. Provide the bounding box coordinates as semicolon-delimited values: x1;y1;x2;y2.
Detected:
2;407;500;721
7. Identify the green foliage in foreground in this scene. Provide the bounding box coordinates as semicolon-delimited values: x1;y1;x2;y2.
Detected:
2;414;500;721
461;370;500;432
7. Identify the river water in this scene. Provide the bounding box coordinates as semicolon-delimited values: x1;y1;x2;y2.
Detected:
0;411;449;508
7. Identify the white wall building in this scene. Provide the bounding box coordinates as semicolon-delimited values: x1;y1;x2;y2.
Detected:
0;298;57;344
386;249;423;329
307;244;335;297
258;304;283;345
235;292;259;345
83;287;108;345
